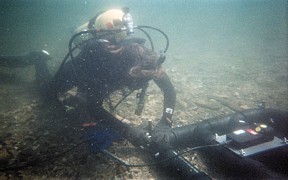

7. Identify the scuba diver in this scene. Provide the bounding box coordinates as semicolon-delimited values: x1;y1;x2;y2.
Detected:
0;8;176;150
2;8;288;179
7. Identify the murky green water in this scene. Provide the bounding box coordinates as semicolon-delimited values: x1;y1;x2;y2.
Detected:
0;0;287;179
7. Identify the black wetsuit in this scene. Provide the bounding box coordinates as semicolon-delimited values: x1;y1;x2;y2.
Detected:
45;38;175;126
0;38;176;131
0;37;176;148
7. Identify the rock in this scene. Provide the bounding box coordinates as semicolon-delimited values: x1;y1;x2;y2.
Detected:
0;148;11;166
32;144;40;151
194;99;222;111
43;131;50;136
177;100;188;109
26;105;33;112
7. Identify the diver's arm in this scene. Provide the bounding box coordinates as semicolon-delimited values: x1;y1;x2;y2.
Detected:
153;71;176;127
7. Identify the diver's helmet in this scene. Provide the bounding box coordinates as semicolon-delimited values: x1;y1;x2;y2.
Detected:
74;8;133;43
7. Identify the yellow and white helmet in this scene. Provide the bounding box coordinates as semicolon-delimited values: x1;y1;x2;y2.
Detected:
74;9;128;42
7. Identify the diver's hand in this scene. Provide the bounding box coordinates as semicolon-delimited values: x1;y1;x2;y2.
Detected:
151;118;176;150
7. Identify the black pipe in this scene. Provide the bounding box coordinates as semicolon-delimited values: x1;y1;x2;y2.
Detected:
97;109;209;179
91;108;288;178
170;108;288;148
154;149;210;179
169;108;288;178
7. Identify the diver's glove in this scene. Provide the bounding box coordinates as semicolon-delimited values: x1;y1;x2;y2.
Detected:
151;118;176;151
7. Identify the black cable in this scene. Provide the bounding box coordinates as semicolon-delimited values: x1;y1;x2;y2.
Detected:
136;25;170;53
101;143;225;168
0;131;227;172
114;90;134;110
137;28;154;51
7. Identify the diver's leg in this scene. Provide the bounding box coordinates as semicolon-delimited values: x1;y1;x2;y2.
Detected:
44;60;79;100
34;60;50;93
0;50;51;68
31;51;52;92
0;55;29;67
0;50;52;94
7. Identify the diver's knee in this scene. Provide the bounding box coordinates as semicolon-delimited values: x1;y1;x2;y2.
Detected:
27;50;51;64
